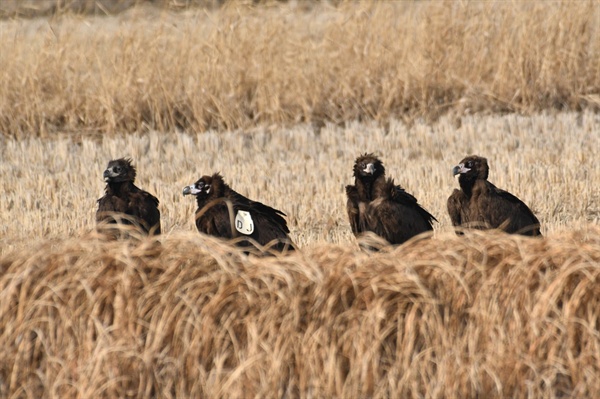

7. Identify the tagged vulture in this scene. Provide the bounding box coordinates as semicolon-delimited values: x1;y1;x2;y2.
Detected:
447;155;541;236
183;173;295;252
96;158;161;236
346;153;437;247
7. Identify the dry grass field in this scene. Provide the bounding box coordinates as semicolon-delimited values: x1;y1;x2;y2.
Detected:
1;1;599;135
1;112;599;249
1;1;600;398
2;229;600;398
1;115;599;399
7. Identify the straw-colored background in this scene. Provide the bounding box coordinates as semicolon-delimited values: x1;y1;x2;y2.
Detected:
1;2;599;398
1;1;599;135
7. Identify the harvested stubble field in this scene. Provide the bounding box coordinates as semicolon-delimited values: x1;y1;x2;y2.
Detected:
1;1;600;398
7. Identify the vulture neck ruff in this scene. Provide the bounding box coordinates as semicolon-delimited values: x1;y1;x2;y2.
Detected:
458;174;479;197
355;174;386;202
105;180;136;197
354;178;377;202
195;175;227;208
372;178;394;200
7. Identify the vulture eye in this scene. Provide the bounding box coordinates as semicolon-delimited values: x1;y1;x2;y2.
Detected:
113;166;122;173
466;161;473;168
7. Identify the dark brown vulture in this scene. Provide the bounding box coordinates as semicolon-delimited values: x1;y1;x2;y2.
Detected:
96;158;161;236
346;153;437;247
447;155;541;236
183;173;295;252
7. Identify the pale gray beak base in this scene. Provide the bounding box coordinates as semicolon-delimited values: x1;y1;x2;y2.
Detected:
183;185;202;196
453;164;470;176
103;169;117;182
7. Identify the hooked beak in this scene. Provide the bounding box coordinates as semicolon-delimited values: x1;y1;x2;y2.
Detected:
363;163;375;175
183;185;202;196
452;163;470;176
103;169;111;182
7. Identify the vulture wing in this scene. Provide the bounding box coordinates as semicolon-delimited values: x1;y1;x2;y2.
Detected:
195;200;235;238
134;191;161;234
366;183;435;245
239;206;292;248
391;186;437;226
96;195;125;224
447;189;467;228
227;191;289;231
345;185;361;235
196;193;293;249
482;182;541;236
96;191;161;235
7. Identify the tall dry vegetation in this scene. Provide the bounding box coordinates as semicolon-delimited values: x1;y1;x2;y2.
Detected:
0;0;224;18
0;1;599;136
1;228;599;398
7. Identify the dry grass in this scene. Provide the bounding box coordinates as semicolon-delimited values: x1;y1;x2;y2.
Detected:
1;114;598;398
1;227;599;398
0;1;599;136
0;0;225;19
1;3;599;397
1;112;599;252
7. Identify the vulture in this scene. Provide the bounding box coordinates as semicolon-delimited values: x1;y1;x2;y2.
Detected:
96;158;161;236
346;153;437;247
183;173;295;252
447;155;541;236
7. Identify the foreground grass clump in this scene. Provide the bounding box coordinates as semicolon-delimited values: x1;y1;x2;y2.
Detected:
1;228;599;398
0;1;598;136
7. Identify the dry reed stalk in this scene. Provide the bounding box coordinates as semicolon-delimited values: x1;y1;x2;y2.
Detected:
1;227;599;398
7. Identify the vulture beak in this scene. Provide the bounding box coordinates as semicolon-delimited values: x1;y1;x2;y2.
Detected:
183;185;202;196
103;169;111;182
452;163;470;176
363;163;375;175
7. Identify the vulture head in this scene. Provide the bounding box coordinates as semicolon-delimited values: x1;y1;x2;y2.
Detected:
183;175;216;200
453;155;489;185
103;158;136;183
353;153;385;182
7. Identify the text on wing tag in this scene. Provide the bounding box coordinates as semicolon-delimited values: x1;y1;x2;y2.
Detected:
235;210;254;235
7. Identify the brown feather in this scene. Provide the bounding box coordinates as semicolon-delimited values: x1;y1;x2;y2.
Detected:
447;155;541;236
346;154;436;248
183;173;295;253
96;158;161;236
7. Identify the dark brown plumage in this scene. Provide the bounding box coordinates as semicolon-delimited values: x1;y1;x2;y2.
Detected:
346;153;436;247
96;158;161;236
183;173;295;252
447;155;541;236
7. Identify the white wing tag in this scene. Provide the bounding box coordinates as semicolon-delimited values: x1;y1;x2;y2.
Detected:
235;210;254;235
